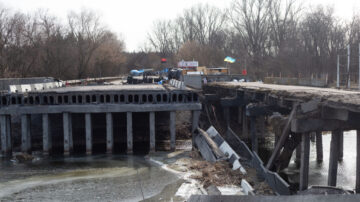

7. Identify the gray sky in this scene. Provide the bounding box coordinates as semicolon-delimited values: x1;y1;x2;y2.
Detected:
1;0;360;51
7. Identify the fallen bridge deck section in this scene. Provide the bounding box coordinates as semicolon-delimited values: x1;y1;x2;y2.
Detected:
203;82;360;193
207;82;360;112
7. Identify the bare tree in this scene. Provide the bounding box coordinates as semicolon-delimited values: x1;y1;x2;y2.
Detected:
68;9;107;78
147;20;175;57
230;0;271;77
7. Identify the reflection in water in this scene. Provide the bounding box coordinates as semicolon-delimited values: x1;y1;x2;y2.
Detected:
285;131;357;190
0;154;181;201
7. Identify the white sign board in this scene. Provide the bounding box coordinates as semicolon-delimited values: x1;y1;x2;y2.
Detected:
178;61;199;68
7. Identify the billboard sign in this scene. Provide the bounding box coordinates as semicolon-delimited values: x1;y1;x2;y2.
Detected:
178;60;199;68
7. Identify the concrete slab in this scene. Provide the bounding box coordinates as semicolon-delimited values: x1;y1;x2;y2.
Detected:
40;84;167;93
188;194;360;202
207;82;360;112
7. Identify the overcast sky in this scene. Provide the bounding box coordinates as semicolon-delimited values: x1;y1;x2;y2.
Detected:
1;0;360;51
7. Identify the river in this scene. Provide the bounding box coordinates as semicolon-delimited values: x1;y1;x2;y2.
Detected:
0;154;182;201
284;131;357;190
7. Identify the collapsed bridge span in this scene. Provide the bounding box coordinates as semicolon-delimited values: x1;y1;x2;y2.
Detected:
203;82;360;193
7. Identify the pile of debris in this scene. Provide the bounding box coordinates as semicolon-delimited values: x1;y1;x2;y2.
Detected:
188;158;244;188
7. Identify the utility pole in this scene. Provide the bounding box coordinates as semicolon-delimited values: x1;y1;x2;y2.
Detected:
337;55;340;88
347;45;351;89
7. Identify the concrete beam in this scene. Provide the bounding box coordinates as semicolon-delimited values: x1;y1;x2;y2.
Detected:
242;106;248;138
21;114;31;153
0;103;202;115
192;110;201;148
291;119;356;133
299;133;310;191
250;117;258;153
69;113;73;152
106;112;113;154
339;131;344;161
1;115;11;156
224;107;230;129
170;111;176;151
238;107;242;124
42;114;51;155
6;115;11;155
127;112;133;154
149;112;155;153
63;112;71;156
328;130;341;186
356;130;360;193
85;113;92;155
300;99;320;113
321;107;349;121
316;131;323;162
266;105;297;170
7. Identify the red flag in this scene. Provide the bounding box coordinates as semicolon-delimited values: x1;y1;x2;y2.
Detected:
242;69;247;76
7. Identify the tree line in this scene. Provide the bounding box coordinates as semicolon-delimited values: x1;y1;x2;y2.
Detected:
1;1;360;83
0;8;126;80
147;0;360;83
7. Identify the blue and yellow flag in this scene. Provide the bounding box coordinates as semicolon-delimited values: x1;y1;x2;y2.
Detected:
224;56;236;63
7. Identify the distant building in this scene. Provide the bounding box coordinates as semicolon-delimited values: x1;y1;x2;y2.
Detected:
206;67;229;75
177;60;199;70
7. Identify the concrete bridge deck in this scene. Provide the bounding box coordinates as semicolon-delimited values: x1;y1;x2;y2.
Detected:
207;82;360;112
0;84;201;158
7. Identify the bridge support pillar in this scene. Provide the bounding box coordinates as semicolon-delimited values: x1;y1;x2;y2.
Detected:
106;113;113;154
356;130;360;193
316;131;323;162
192;110;201;148
69;113;73;152
339;130;344;161
170;111;176;151
242;106;248;138
299;133;310;191
63;112;72;156
310;132;316;142
149;112;155;153
250;117;258;153
295;143;301;167
238;107;242;124
127;112;133;154
224;107;230;129
42;114;51;155
21;114;31;153
1;115;11;156
328;130;341;186
85;113;92;155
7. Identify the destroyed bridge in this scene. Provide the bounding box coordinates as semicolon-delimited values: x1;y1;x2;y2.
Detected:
203;82;360;193
1;79;360;195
